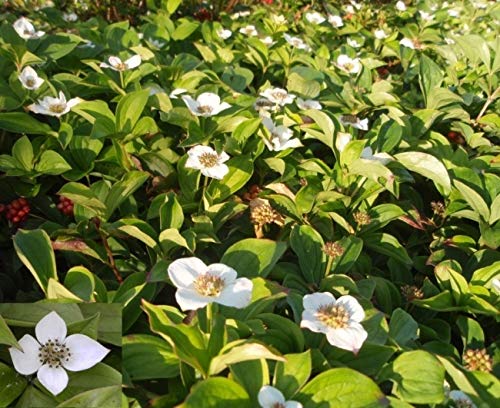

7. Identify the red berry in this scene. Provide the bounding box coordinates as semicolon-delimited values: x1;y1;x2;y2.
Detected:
0;204;5;213
18;198;27;206
11;200;21;209
12;216;20;223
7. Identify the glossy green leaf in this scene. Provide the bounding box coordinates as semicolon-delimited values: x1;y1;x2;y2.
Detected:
180;377;251;408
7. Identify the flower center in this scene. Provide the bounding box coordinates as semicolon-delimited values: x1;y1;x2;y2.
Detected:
271;91;288;102
24;29;33;35
38;338;71;368
272;403;285;408
194;273;225;297
316;303;350;328
341;114;358;124
196;105;214;115
198;152;219;168
454;399;474;408
25;77;35;87
49;103;66;113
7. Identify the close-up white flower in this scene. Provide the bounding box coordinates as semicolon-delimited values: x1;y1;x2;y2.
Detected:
305;12;326;25
13;17;45;40
301;292;367;353
62;12;78;22
239;25;258;37
374;29;388;39
399;38;416;49
216;28;232;40
396;1;407;11
182;92;231;117
28;91;81;117
340;115;369;130
167;257;253;311
328;15;343;28
283;34;311;51
336;54;362;74
260;87;296;106
8;311;109;396
258;385;302;408
296;98;322;110
449;390;477;408
18;66;44;90
262;117;302;151
100;55;142;71
185;145;230;180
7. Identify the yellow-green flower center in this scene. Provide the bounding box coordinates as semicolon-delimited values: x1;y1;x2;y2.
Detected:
49;103;66;114
198;152;219;168
197;105;214;115
194;273;224;297
38;338;71;368
25;77;35;87
316;304;350;329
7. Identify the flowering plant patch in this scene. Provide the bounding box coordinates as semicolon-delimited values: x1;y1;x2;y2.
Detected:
0;0;499;407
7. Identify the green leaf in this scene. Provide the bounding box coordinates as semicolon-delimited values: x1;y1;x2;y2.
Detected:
104;171;149;220
13;229;57;294
0;314;19;348
0;112;54;135
382;350;445;404
78;303;122;346
207;155;253;203
57;183;106;217
273;351;312;399
123;334;179;380
454;180;490;222
12;136;34;171
15;385;58;408
395;152;451;195
56;386;121;407
35;150;72;175
0;362;27;407
115;89;150;133
302;109;335;149
180;377;251;408
296;368;386;407
389;308;419;347
419;54;443;106
36;33;81;60
290;225;325;284
47;278;82;301
435;261;470;304
330;236;364;274
363;233;412;266
172;20;200;41
490;194;500;225
287;72;321;98
0;303;83;327
230;360;268;406
64;266;96;301
221;239;287;278
160;192;184;230
470;261;500;286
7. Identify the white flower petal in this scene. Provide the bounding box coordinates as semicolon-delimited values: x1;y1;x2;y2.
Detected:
125;55;141;69
300;310;328;334
37;364;68;396
202;163;229;180
335;295;365;322
66;97;82;109
303;292;336;311
182;95;200;115
216;277;253;308
258;385;286;407
168;257;206;288
211;101;231;115
206;263;237;284
28;103;49;115
218;151;230;163
325;322;367;353
108;56;123;68
62;334;110;372
8;334;42;375
335;132;352;152
285;402;303;408
176;288;211;311
197;92;221;108
36;311;67;345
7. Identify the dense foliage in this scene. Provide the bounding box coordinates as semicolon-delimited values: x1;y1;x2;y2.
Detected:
0;0;499;407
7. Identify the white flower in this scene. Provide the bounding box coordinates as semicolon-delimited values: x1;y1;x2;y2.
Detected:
345;5;355;13
361;146;393;165
419;11;434;21
258;385;302;408
100;55;141;71
260;36;275;46
148;38;166;48
239;25;258;37
449;390;477;408
62;12;78;22
374;29;388;39
182;92;231;117
400;38;416;49
253;97;279;116
301;292;367;353
167;257;253;311
28;91;81;117
262;117;302;151
350;0;362;10
217;28;232;40
8;311;109;396
347;38;361;48
13;17;45;40
305;12;326;25
491;278;500;294
396;1;407;11
335;132;352;152
283;34;311;51
19;66;44;90
185;145;230;180
231;10;251;19
340;115;368;130
328;15;343;28
169;88;187;99
260;87;296;106
296;98;322;110
336;54;362;74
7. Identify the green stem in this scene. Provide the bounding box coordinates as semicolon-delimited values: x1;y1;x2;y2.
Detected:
325;255;334;278
198;175;209;213
119;71;124;90
206;302;214;333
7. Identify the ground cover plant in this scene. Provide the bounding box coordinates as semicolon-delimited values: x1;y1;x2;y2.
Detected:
0;0;499;407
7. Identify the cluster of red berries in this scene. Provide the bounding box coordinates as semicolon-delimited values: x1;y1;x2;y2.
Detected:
242;184;262;201
57;196;74;216
0;198;30;224
193;7;212;21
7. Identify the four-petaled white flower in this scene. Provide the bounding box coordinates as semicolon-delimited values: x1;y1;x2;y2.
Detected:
361;146;393;165
8;311;109;396
296;98;322;110
167;257;253;311
19;66;44;90
258;385;303;408
328;15;343;28
347;38;362;48
260;87;296;106
449;390;477;408
28;91;81;117
239;25;258;37
182;92;231;117
185;145;230;180
340;114;369;130
301;292;367;353
305;12;326;25
374;29;388;39
260;36;275;46
262;117;302;151
217;28;232;40
399;38;417;49
13;17;45;40
100;55;141;71
62;12;78;22
283;34;311;51
336;55;362;74
396;1;407;11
